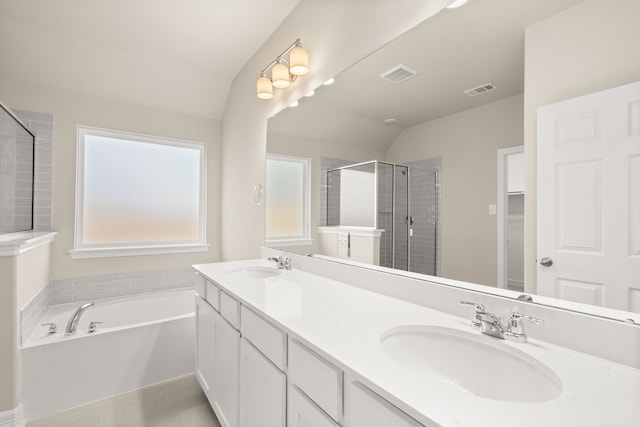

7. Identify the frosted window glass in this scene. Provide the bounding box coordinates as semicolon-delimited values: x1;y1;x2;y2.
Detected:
81;133;202;245
266;156;308;239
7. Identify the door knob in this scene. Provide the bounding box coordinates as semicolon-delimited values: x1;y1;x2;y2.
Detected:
539;257;553;267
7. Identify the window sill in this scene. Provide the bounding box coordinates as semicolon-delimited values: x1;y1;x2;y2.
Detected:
68;243;209;259
265;238;313;248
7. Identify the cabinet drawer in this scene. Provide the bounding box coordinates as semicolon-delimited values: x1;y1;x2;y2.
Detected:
220;290;240;329
288;384;340;427
288;339;343;422
194;273;206;299
240;305;287;370
206;281;220;310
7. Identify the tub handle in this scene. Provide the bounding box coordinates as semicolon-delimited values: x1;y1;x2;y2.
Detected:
41;322;57;335
88;321;103;334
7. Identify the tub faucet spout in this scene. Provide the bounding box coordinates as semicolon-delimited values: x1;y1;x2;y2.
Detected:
65;302;95;335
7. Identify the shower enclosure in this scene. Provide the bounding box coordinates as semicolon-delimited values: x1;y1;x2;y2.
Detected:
324;160;440;275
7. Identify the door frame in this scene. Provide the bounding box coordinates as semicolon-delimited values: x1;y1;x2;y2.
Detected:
497;145;525;289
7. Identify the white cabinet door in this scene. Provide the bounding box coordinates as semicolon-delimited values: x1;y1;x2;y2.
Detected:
288;385;339;427
347;382;425;427
238;338;286;427
213;310;240;427
195;296;215;402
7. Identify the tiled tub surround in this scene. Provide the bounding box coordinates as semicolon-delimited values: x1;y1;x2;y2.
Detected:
194;255;640;427
21;288;196;421
20;267;196;345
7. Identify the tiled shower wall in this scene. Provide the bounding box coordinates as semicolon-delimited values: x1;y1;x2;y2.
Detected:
15;110;53;231
0;109;34;233
406;158;441;276
377;163;394;268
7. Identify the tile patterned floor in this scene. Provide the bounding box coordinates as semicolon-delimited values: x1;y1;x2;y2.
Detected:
26;374;221;427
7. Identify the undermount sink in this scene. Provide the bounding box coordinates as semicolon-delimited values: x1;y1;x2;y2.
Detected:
380;325;562;403
225;266;282;279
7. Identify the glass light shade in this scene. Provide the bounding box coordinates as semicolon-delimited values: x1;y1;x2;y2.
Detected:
289;45;309;76
272;62;290;88
257;75;273;100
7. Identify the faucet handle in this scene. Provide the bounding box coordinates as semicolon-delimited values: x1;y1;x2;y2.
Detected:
505;311;543;343
460;301;484;311
88;321;103;334
459;301;485;330
509;311;544;326
41;322;57;334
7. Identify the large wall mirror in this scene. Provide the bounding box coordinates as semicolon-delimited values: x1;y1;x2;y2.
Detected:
267;0;640;322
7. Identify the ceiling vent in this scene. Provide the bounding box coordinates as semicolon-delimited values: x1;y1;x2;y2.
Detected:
380;64;417;84
464;83;498;96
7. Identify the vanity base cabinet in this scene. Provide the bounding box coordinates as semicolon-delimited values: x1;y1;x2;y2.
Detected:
195;297;215;401
213;309;240;427
346;382;426;427
288;384;340;427
239;338;286;427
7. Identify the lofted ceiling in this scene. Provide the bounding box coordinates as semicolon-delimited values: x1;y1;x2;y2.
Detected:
0;0;300;119
268;0;584;151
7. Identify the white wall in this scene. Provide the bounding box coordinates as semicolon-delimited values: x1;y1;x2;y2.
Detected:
523;0;640;293
267;130;384;254
220;0;451;261
385;94;524;286
0;255;19;413
0;76;222;279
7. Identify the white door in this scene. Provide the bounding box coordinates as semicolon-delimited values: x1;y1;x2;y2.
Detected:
537;80;640;312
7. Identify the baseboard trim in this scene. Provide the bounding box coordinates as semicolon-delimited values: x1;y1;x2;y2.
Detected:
0;406;25;427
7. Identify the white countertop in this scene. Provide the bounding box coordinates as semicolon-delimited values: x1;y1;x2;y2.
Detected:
193;259;640;427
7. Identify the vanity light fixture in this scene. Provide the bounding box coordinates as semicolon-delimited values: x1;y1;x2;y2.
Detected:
256;39;309;100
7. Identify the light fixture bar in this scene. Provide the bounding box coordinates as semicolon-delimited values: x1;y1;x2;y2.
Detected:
260;39;304;75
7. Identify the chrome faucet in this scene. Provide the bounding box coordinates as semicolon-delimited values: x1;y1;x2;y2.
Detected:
268;255;292;270
65;302;95;335
460;301;543;343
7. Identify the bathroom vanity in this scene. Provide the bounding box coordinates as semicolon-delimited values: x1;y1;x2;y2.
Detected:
192;254;640;427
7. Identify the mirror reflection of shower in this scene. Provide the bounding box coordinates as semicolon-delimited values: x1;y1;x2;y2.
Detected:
318;158;440;276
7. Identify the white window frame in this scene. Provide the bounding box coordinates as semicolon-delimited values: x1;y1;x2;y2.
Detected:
265;153;312;247
69;126;208;259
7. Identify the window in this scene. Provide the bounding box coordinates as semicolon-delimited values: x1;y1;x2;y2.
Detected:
70;127;207;259
265;154;311;246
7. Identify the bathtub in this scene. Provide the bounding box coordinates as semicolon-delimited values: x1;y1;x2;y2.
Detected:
20;289;195;421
